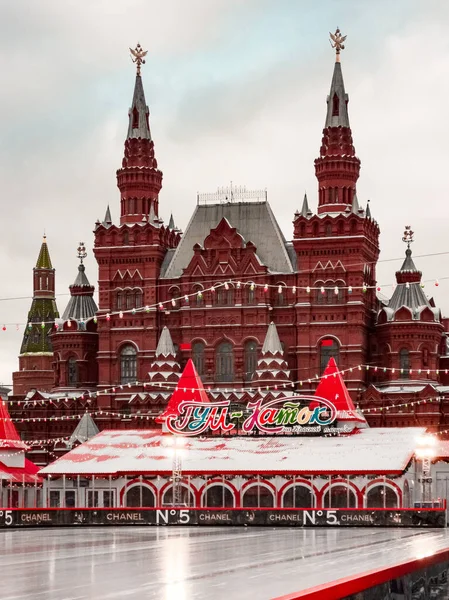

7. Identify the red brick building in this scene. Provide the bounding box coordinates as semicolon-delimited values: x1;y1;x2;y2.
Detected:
10;44;449;459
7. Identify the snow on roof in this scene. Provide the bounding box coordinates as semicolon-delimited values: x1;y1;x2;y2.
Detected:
40;427;425;477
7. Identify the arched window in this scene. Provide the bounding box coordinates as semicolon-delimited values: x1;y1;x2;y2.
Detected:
422;348;429;367
125;485;155;507
332;92;339;116
320;339;339;373
123;230;129;245
323;485;357;508
120;345;137;384
325;223;332;235
203;485;234;508
276;285;285;306
162;486;194;507
194;286;204;307
366;485;398;508
135;290;142;309
244;340;258;381
242;485;274;508
283;485;315;508
399;348;410;378
246;284;256;305
116;291;123;310
216;342;234;382
192;342;205;377
67;357;78;386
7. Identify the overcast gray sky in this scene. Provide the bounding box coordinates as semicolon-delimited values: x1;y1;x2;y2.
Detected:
1;0;449;385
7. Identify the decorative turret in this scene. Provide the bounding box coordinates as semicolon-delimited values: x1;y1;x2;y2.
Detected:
252;322;293;388
147;326;181;385
315;29;360;215
116;44;162;225
20;236;59;355
12;236;60;395
62;243;98;323
379;227;439;322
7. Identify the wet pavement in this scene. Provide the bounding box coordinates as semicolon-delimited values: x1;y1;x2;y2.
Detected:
1;527;449;599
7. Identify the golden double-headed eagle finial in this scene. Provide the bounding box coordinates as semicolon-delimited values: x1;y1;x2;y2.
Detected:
329;28;347;62
130;43;148;76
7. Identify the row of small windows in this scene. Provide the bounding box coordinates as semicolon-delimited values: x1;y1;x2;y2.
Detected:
115;289;143;310
122;483;398;509
193;340;258;382
298;219;358;237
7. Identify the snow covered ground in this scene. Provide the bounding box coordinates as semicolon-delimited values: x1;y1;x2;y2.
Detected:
0;527;448;599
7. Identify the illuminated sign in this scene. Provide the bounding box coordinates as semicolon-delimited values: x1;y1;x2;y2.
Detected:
166;396;337;436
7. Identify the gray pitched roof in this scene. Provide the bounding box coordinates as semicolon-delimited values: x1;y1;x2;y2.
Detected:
155;326;176;357
62;264;98;321
127;75;152;140
325;61;350;128
162;201;294;278
67;412;99;448
262;322;283;354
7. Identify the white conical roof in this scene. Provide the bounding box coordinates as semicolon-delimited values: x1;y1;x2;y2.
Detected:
67;413;99;448
261;322;283;355
155;326;176;357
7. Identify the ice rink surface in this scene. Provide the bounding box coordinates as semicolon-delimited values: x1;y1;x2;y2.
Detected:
1;527;449;600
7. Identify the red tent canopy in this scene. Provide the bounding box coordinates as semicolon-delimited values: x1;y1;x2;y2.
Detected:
0;397;28;450
311;358;366;423
156;359;209;423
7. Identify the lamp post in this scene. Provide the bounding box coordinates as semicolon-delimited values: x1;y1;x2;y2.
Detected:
416;435;436;505
164;436;186;507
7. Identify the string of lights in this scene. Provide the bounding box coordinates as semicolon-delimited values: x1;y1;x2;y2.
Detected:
0;274;445;331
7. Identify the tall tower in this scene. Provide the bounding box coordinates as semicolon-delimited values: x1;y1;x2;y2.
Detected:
315;28;360;215
292;30;380;396
13;235;60;395
117;43;162;224
93;45;180;403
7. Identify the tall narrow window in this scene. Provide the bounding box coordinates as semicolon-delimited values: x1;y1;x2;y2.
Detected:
216;342;234;382
116;292;123;310
332;92;339;116
320;339;339;373
132;106;139;129
422;348;429;367
399;348;410;378
67;357;78;386
123;230;129;245
192;342;205;377
244;341;258;381
135;290;142;308
247;285;255;305
120;345;137;384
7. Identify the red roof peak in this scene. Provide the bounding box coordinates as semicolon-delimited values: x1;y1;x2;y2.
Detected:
0;397;28;449
156;359;209;423
311;358;366;423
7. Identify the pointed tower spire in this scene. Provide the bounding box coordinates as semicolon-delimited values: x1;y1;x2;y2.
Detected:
168;213;175;229
365;200;371;219
13;237;60;395
300;193;312;218
36;235;52;269
102;205;112;227
315;29;360;215
117;44;162;225
351;192;360;214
